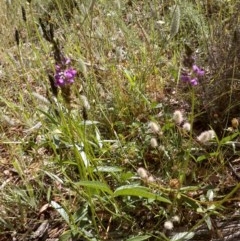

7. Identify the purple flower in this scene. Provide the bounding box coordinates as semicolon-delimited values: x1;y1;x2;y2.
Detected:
54;58;77;87
190;78;198;86
64;58;71;65
181;64;204;86
192;64;205;76
180;74;191;82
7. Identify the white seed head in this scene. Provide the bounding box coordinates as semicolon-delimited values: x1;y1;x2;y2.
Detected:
150;137;158;148
164;220;174;230
148;121;160;134
147;175;155;183
80;95;91;110
2;114;15;126
231;118;239;129
197;130;215;143
172;215;180;223
173;110;183;125
32;92;50;105
182;122;191;132
137;167;148;179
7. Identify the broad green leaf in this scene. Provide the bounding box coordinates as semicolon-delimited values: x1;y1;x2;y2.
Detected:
51;201;69;224
94;166;122;172
95;126;103;148
220;132;239;145
196;155;207;162
126;235;151;241
171;232;195;241
114;185;171;204
75;143;90;167
59;230;72;241
76;181;113;195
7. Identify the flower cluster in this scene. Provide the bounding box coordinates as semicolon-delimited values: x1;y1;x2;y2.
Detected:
54;58;77;87
181;64;205;86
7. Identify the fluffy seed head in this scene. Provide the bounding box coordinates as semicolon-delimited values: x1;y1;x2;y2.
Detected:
137;167;148;179
148;121;160;134
231;118;239;129
164;220;174;230
150;137;158;148
2;115;15;126
80;95;91;110
173;110;183;125
32;92;50;105
172;215;180;223
147;175;155;183
182;122;191;132
197;130;215;143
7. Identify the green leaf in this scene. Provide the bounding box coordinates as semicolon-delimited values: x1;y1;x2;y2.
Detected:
114;185;171;204
126;235;151;241
171;232;195;241
220;132;239;145
196;155;207;162
59;230;72;241
76;181;113;195
51;201;69;224
94;166;122;172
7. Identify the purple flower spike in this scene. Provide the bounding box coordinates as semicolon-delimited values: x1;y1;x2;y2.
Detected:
192;64;205;76
54;58;77;87
181;75;191;82
181;63;204;87
64;68;77;79
64;58;71;65
190;78;198;86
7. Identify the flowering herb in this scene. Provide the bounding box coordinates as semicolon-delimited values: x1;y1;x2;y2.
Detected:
181;45;205;86
54;58;77;87
180;64;204;86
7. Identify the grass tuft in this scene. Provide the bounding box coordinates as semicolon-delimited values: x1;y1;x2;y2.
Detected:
1;0;240;240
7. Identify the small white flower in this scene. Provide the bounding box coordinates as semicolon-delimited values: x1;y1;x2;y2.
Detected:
173;110;183;125
182;122;191;132
137;167;148;179
150;137;158;148
197;130;215;143
148;121;160;134
164;220;174;230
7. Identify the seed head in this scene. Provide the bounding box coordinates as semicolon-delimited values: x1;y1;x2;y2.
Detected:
15;28;20;46
197;130;215;143
137;167;148;179
182;122;191;132
150;137;158;148
80;95;90;110
172;215;180;223
164;220;174;230
21;6;27;22
231;118;239;129
173;110;183;125
148;121;160;134
147;175;155;183
32;92;50;105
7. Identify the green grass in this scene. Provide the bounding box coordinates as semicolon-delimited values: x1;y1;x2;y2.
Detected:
1;0;240;240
